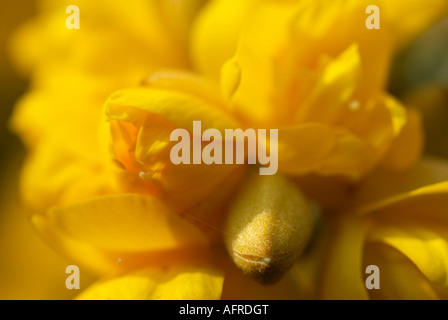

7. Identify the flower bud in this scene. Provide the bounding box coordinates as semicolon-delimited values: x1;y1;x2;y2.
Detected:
224;174;314;285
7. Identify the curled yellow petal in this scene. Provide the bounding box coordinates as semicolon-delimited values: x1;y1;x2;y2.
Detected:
19;141;115;213
76;266;224;300
370;225;448;288
104;79;244;211
354;157;448;216
364;243;441;300
321;216;370;300
42;194;208;252
381;108;423;171
191;0;263;80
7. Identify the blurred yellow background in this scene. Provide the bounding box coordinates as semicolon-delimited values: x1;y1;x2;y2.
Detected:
0;1;447;300
0;1;91;300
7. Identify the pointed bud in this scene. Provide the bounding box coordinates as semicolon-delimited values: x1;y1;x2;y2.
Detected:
224;174;314;285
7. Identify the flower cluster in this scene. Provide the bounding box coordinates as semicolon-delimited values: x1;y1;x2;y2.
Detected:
9;0;448;299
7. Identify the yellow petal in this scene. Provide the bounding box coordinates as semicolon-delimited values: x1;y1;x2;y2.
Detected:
142;71;229;112
104;84;244;211
224;0;393;125
355;157;448;216
191;0;263;80
370;225;448;288
106;87;238;130
42;194;208;252
364;243;441;300
221;1;295;125
320;216;370;300
294;174;351;212
381;108;423;171
276;123;337;175
0;163;89;299
10;73;105;160
10;0;188;76
19;141;115;213
32;213;120;275
313;132;377;180
33;209;215;276
277;123;387;180
294;44;362;124
76;266;224;300
381;0;448;48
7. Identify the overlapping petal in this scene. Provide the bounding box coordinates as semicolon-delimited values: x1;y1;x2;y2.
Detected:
76;266;224;300
32;194;211;275
320;216;370;300
364;243;442;300
104;74;245;211
334;158;448;298
370;225;448;288
10;0;197;76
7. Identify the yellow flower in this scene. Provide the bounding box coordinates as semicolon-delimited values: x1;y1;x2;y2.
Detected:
194;0;448;178
10;0;206;212
9;0;448;300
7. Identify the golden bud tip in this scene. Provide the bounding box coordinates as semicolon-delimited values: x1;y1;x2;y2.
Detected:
224;174;314;285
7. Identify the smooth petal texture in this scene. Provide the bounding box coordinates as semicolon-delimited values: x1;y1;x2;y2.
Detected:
10;0;190;76
191;0;263;80
33;209;216;276
32;193;216;276
104;80;244;211
381;0;448;48
354;157;448;216
43;194;208;252
320;216;370;300
192;0;447;82
106;87;238;130
259;46;411;179
142;71;230;111
19;141;116;213
76;266;224;300
276;123;337;175
292;44;362;125
224;0;394;126
381;108;423;171
277;124;376;180
369;225;448;288
364;243;441;300
9;67;117;160
225;20;414;179
32;212;122;275
221;1;294;125
0;162;89;300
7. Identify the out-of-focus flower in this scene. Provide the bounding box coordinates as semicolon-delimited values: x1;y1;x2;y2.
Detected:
10;0;207;213
8;0;448;300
